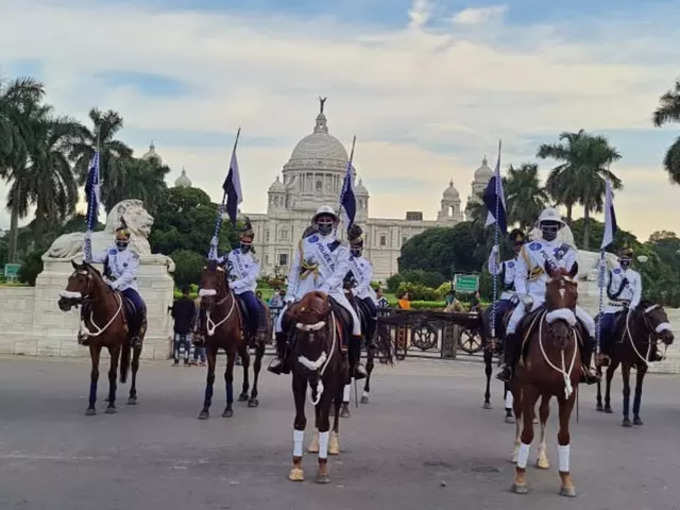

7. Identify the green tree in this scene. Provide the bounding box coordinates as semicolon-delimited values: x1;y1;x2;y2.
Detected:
503;163;549;230
70;108;133;211
538;130;622;250
653;80;680;184
104;157;169;215
170;249;205;288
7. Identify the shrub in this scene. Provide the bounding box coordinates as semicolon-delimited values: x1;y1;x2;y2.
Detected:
18;250;43;286
396;281;438;301
170;249;205;288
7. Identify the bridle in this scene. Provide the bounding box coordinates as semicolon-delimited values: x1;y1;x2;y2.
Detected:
199;266;237;337
623;304;672;365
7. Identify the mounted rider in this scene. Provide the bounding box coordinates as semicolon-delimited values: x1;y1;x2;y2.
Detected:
598;246;661;361
487;228;526;340
218;218;263;339
345;224;378;347
269;205;365;378
87;222;147;347
497;207;599;384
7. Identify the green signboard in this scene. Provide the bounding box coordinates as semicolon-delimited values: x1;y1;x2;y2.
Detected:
4;263;20;281
454;273;479;294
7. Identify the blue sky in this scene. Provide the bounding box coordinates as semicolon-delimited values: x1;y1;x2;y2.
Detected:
1;0;679;240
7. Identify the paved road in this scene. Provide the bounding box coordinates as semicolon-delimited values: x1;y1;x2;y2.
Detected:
0;355;679;510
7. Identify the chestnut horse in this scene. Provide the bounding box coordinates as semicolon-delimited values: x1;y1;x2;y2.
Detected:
197;261;266;418
58;261;143;415
510;273;581;497
596;301;674;426
287;291;346;484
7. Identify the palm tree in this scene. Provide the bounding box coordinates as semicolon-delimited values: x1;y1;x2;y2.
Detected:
105;156;169;215
70;108;133;211
503;163;549;231
653;80;680;184
538;130;622;250
0;78;51;261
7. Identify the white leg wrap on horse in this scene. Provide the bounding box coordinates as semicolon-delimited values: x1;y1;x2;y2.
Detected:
343;384;351;402
558;444;570;472
318;431;330;459
516;442;531;469
505;391;513;409
293;430;304;457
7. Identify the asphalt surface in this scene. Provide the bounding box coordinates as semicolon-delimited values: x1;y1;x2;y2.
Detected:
0;354;679;510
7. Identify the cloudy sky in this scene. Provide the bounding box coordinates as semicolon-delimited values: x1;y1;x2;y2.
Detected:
1;0;679;240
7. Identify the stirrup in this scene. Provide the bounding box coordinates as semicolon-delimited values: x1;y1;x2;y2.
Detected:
267;357;287;375
580;366;600;385
496;365;512;382
78;334;90;346
353;364;367;380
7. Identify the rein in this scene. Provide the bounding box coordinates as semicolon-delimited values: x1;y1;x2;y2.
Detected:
622;306;668;366
537;311;578;399
206;290;237;337
296;312;337;406
80;292;124;338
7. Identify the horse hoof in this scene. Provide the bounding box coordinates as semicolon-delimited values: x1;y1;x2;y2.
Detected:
505;415;515;424
222;408;234;418
560;486;577;497
536;458;550;470
340;405;350;419
105;407;117;414
248;399;259;408
85;408;96;416
482;402;492;410
238;393;248;402
360;396;369;404
316;473;331;484
127;397;137;406
198;410;209;420
596;403;603;412
329;434;340;455
633;417;644;426
288;467;304;482
622;418;632;428
604;407;613;414
511;483;528;494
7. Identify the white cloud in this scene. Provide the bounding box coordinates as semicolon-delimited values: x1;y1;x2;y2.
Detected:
0;0;677;240
408;0;431;29
452;5;508;25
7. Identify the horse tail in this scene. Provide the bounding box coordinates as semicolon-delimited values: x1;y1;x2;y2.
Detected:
119;338;131;384
376;322;394;365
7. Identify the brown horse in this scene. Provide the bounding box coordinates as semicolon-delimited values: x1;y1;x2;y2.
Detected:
510;273;581;497
596;301;674;426
197;261;264;419
287;291;346;484
58;261;143;415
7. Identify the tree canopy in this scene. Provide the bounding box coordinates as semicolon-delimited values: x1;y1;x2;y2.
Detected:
653;80;680;185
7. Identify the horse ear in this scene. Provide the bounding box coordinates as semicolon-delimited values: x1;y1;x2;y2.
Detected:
71;260;79;270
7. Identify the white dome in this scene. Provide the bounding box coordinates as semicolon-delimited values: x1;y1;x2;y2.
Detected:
174;167;191;188
474;156;493;180
443;179;460;199
142;142;162;166
268;176;285;193
285;111;348;172
355;178;369;196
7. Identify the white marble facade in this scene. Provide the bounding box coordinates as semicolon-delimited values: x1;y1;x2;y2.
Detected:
244;103;492;282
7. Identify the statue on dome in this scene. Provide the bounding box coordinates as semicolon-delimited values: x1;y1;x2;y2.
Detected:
319;96;327;114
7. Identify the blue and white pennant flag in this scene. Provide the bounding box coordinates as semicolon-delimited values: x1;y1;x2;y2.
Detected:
601;178;617;250
339;136;357;230
482;141;507;233
83;151;101;262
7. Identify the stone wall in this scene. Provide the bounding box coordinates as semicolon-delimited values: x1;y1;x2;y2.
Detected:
0;255;174;360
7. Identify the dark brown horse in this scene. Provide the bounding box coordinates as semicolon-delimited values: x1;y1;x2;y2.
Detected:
596;301;674;426
479;307;515;421
287;291;346;484
510;273;581;497
58;261;143;415
197;261;266;418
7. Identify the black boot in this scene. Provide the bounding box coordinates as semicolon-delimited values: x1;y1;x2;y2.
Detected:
580;337;600;385
268;332;290;375
496;333;518;382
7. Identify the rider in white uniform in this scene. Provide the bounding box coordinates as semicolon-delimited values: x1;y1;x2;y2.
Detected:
347;224;378;347
268;206;364;376
497;207;598;384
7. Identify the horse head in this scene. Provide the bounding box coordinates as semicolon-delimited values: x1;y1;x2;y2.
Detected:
638;301;674;347
58;260;104;311
198;260;227;314
545;273;579;350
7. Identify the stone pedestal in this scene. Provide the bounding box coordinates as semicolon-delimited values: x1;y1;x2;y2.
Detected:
0;255;174;360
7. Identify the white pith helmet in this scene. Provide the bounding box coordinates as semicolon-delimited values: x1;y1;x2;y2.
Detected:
312;205;339;223
537;207;565;226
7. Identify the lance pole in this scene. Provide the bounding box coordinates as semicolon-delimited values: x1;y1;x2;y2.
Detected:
209;128;241;259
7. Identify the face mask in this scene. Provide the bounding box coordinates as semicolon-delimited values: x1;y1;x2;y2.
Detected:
541;223;559;242
317;221;334;236
351;248;361;257
620;259;631;269
116;241;128;251
240;243;251;253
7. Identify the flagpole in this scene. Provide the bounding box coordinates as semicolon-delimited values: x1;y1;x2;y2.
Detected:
84;126;101;263
491;140;501;340
338;135;357;233
209;127;241;259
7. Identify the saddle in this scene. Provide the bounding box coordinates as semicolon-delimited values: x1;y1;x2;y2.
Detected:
517;305;588;360
345;292;371;341
329;297;353;349
121;295;137;329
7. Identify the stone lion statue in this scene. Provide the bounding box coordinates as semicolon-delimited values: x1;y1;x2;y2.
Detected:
46;199;154;259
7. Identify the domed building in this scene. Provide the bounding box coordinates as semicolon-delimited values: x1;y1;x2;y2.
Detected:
174;167;192;188
245;100;484;281
465;156;494;219
142;141;163;166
